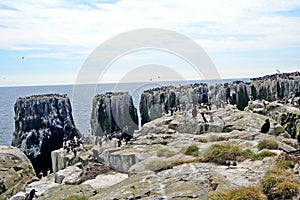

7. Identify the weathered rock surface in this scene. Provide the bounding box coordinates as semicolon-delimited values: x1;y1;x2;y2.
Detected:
11;94;80;175
91;92;138;136
139;72;300;127
90;105;300;199
0;146;35;200
246;100;300;141
82;172;128;190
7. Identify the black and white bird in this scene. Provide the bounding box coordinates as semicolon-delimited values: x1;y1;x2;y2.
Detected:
261;119;270;133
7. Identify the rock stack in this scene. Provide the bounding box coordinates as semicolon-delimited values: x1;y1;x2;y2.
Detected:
11;94;80;175
91;92;138;137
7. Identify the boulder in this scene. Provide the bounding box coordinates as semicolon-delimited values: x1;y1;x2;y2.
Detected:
0;146;35;199
35;184;95;200
82;172;128;190
55;165;82;184
102;148;139;172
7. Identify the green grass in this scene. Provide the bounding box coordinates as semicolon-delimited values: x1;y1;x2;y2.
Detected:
202;144;277;164
201;144;241;164
209;186;267;200
257;140;278;150
252;150;277;160
260;166;299;199
184;145;199;157
276;159;295;169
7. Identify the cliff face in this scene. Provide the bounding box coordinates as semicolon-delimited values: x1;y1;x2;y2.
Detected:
139;72;300;125
139;84;209;125
12;94;80;175
91;92;138;136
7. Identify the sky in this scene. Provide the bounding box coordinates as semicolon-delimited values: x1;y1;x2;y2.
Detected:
0;0;300;86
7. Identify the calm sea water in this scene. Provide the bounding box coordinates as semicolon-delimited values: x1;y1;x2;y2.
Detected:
0;78;249;146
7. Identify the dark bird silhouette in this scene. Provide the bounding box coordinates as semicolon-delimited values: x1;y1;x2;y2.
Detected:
261;119;270;133
25;189;37;200
21;56;24;59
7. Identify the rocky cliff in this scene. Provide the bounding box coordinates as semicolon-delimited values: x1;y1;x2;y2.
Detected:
11;94;80;175
139;72;300;125
91;92;138;136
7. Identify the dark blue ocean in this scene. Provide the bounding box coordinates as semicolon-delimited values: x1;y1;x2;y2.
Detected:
0;78;249;146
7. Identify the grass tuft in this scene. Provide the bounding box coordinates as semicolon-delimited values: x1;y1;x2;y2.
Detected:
209;186;267;200
202;144;277;165
257;140;278;150
260;166;299;199
184;145;199;157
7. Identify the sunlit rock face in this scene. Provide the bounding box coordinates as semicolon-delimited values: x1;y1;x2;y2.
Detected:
12;94;80;175
139;72;300;126
91;92;138;136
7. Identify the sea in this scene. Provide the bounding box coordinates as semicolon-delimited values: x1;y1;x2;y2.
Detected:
0;78;249;146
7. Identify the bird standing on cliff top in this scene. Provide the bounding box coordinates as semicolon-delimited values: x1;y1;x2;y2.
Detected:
261;119;270;133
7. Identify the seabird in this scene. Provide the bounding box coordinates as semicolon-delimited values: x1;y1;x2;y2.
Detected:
261;119;270;133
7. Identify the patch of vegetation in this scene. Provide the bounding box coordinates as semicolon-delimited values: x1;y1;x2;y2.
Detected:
184;145;199;157
209;186;267;200
207;135;227;142
281;132;291;139
157;148;176;157
253;150;277;159
201;144;241;164
276;159;295;169
260;166;299;199
62;195;89;200
202;144;277;164
198;137;208;143
257;140;278;150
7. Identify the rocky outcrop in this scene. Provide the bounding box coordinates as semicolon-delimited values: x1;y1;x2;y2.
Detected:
140;84;210;125
246;100;300;141
11;94;80;175
139;72;300;126
9;101;300;200
0;146;35;199
90;105;300;199
91;92;138;136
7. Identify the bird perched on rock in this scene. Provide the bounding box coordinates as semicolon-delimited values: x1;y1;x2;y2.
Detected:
261;119;270;133
25;189;37;200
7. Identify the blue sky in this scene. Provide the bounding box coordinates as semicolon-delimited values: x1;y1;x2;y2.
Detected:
0;0;300;86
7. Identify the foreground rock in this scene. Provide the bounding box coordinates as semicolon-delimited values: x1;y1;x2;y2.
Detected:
0;146;35;199
90;105;300;199
11;94;80;175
